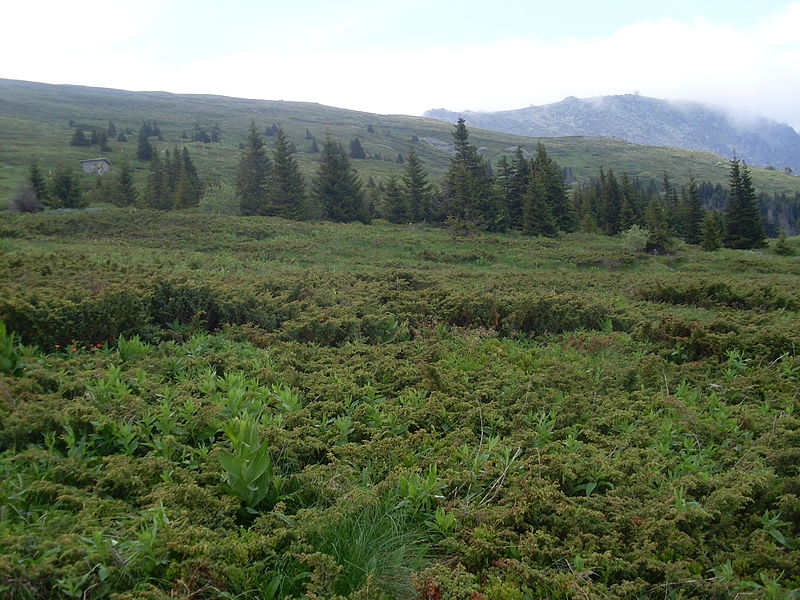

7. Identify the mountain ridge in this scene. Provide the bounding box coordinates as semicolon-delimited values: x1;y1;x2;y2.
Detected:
425;95;800;173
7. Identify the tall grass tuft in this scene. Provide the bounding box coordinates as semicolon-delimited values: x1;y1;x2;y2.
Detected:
313;502;428;599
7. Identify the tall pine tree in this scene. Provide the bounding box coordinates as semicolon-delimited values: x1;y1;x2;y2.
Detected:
382;174;406;223
270;127;306;220
724;157;766;249
443;119;498;228
236;121;272;216
401;147;433;222
682;177;704;244
532;143;575;233
110;157;137;207
313;137;369;223
522;170;556;236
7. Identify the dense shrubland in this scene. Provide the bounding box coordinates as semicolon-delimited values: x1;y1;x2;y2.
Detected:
0;211;799;599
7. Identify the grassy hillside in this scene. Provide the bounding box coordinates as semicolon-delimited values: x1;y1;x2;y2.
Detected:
0;209;799;598
2;78;800;205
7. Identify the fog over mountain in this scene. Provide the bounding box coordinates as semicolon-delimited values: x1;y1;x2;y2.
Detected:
425;95;800;174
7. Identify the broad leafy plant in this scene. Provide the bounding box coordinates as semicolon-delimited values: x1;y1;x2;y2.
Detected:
218;417;281;512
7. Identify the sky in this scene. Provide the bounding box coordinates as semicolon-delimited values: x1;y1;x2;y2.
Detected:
3;0;800;130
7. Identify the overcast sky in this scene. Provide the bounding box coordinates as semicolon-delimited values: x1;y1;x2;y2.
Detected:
4;1;800;130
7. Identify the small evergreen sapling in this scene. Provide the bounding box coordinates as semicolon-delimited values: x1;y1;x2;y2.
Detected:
773;229;795;255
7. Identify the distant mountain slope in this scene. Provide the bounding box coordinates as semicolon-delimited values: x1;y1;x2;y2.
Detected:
1;79;800;204
425;95;800;173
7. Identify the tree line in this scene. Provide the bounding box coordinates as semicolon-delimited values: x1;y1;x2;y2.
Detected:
13;118;792;250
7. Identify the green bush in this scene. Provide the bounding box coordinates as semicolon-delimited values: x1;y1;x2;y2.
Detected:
0;321;24;376
0;287;154;347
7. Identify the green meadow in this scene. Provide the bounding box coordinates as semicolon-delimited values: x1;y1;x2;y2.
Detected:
1;209;799;599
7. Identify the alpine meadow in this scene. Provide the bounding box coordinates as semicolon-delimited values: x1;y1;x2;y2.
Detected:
1;72;799;600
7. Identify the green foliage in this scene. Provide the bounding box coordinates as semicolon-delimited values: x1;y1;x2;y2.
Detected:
701;210;724;251
218;416;280;512
313;136;369;223
725;157;766;249
0;321;24;376
310;502;428;598
117;334;149;362
236;120;272;216
110;157;137;207
349;136;366;159
773;229;795;255
621;224;649;252
0;210;799;599
46;164;85;209
269;127;306;220
198;179;240;215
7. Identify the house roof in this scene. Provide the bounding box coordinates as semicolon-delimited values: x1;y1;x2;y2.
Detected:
80;158;112;165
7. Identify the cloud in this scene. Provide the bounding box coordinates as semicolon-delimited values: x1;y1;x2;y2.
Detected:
3;1;799;131
168;3;800;130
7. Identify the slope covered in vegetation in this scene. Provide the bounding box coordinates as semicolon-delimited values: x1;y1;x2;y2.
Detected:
1;210;799;599
2;78;800;204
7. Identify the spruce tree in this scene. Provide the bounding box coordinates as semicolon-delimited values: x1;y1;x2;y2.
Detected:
522;172;556;236
174;147;202;209
600;169;622;235
682;177;704;244
532;143;575;233
349;137;366;159
137;124;153;160
401;147;433;222
146;151;170;210
270;127;306;220
28;161;48;203
70;128;89;147
506;148;530;228
47;164;84;209
443;119;496;227
619;174;643;230
382;174;406;223
644;197;671;253
700;210;724;251
111;158;137;207
313;136;369;223
724;157;766;249
236;121;272;216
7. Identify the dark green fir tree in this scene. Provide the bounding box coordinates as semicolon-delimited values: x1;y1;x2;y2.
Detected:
382;174;406;223
724;157;766;249
28;160;48;203
47;164;84;209
270;127;306;220
146;151;170;210
236;121;272;216
700;210;724;251
401;147;433;222
349;137;366;159
522;172;556;236
111;158;137;207
136;124;153;160
313;136;369;223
